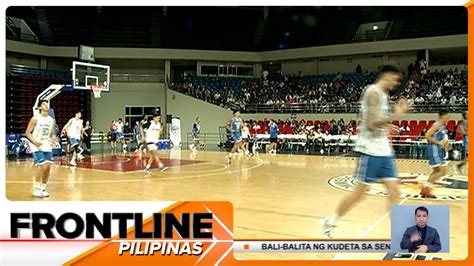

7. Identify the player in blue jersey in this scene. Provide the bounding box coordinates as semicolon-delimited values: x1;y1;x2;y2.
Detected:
454;111;468;174
189;117;201;153
226;110;243;164
421;110;451;198
133;121;145;155
268;119;279;154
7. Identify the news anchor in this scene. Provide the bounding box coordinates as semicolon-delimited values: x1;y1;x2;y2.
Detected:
400;206;441;253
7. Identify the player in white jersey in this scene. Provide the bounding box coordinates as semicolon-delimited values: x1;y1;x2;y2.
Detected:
63;111;84;166
140;112;168;175
115;118;127;152
241;121;250;156
25;100;56;198
322;62;410;238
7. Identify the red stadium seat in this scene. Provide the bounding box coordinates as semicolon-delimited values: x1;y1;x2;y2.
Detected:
446;120;455;131
418;120;427;129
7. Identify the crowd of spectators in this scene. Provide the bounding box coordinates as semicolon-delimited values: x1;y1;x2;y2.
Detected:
239;118;357;136
169;60;467;113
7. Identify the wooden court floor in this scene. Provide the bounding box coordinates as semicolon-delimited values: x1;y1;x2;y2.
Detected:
5;150;468;260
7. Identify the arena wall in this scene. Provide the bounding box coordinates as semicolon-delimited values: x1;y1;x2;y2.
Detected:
91;82;166;132
167;90;232;145
280;51;418;75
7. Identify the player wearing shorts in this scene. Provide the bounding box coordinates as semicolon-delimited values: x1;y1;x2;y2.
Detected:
115;118;127;152
455;111;468;174
25;100;56;198
189;117;201;153
140;112;168;175
109;120;117;151
268;119;278;154
63;111;84;166
420;110;451;198
322;62;410;238
133;121;145;153
241;121;250;156
226;110;243;164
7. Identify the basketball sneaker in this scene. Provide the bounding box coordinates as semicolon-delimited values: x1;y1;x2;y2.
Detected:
144;168;152;175
321;217;336;238
32;187;43;198
70;159;77;167
420;186;436;198
158;163;169;172
78;154;85;160
41;189;50;198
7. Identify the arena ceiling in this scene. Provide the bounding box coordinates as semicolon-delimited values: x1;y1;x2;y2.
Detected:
6;6;467;51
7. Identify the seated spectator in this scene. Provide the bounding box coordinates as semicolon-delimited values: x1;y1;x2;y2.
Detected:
399;124;411;134
168;65;466;114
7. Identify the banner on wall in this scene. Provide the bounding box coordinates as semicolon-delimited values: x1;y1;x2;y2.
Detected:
170;117;182;147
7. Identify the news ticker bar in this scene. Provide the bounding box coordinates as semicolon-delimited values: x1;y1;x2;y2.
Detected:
233;240;391;253
0;239;391;254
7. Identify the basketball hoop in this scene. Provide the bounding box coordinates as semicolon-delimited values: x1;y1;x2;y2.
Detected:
89;84;103;98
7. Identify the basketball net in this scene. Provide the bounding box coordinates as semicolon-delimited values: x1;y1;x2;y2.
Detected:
89;84;103;98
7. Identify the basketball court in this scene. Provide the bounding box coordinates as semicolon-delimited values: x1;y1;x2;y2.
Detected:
5;150;468;260
4;7;469;262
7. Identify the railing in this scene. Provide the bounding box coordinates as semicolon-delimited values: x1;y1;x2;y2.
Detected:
247;133;465;159
352;29;387;42
60;132;135;145
168;88;467;113
185;132;222;147
6;31;40;44
242;103;467;114
111;73;165;83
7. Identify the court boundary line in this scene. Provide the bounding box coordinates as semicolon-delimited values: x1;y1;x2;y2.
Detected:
6;157;264;184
